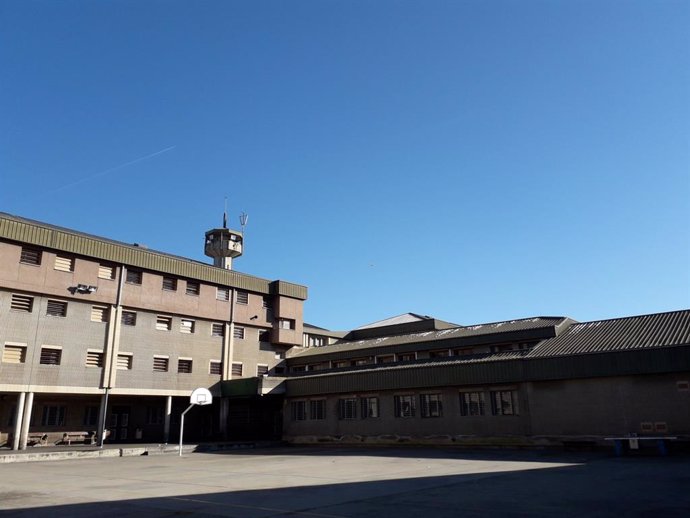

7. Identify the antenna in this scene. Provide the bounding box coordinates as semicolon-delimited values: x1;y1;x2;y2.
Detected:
239;212;248;234
223;197;228;229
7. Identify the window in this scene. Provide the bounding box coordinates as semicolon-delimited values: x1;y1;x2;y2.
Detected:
460;391;485;416
85;350;104;368
117;353;133;370
91;305;109;323
98;263;116;280
257;364;269;376
178;358;193;374
41;405;65;426
83;406;99;426
361;397;379;419
40;347;62;365
46;300;67;317
162;277;177;291
180;319;195;334
490;390;519;416
308;335;325;347
209;360;222;375
233;326;245;339
310;400;326;420
420;394;443;418
185;281;200;296
216;287;230;301
259;329;271;342
231;362;243;377
54;255;74;272
212;323;225;337
262;297;272;309
10;294;33;312
333;361;350;368
146;406;164;425
236;290;248;304
429;350;450;358
398;353;416;362
394;395;416;418
121;311;137;326
376;355;395;364
126;269;142;284
2;344;27;364
278;318;295;330
291;401;306;421
20;247;41;265
338;398;358;420
153;356;169;372
156;316;172;331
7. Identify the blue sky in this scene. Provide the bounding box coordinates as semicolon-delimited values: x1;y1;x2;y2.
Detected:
1;1;688;330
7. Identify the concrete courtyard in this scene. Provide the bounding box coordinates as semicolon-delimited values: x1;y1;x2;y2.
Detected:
0;447;688;517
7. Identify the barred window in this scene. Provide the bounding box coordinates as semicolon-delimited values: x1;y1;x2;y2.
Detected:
126;269;142;284
117;354;133;370
156;316;172;331
291;401;306;421
98;263;115;280
212;323;225;337
185;281;200;296
85;351;104;368
41;405;65;426
490;390;519;416
54;255;74;272
91;305;109;323
460;391;485;416
257;364;269;376
180;319;195;334
216;287;230;301
236;290;248;304
121;311;137;326
162;277;177;291
310;400;325;420
153;356;169;372
10;294;33;312
361;397;379;419
2;344;27;364
420;394;443;418
394;395;416;418
40;347;62;366
20;247;41;265
231;362;243;377
83;406;99;426
338;398;358;420
209;360;222;375
46;300;67;317
233;326;245;339
178;358;193;374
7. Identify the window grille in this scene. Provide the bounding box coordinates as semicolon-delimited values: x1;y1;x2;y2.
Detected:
156;316;172;331
209;361;222;375
420;394;443;418
20;247;41;265
216;287;230;301
231;362;243;377
233;326;245;339
2;344;26;364
10;294;33;312
153;356;169;372
40;347;62;365
91;306;109;323
117;354;133;370
126;269;142;284
394;395;416;418
46;300;67;317
121;311;137;326
212;323;225;337
162;277;177;291
236;290;248;304
98;264;115;280
185;281;200;296
459;392;485;416
180;319;195;333
338;398;358;419
54;255;74;272
85;351;104;368
178;359;193;373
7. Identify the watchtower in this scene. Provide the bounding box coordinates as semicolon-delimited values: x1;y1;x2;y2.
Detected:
204;212;245;270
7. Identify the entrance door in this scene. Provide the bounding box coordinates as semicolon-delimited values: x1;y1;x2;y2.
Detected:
109;406;130;441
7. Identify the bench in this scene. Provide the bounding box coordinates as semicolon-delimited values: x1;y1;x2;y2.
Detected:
61;431;97;446
604;436;677;456
27;433;48;446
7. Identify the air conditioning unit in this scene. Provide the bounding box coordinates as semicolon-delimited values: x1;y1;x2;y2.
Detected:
640;422;653;433
654;422;668;433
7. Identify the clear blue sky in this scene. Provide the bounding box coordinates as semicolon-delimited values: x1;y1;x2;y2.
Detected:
1;1;688;330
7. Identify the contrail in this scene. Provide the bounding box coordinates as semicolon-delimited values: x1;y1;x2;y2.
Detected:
46;145;176;194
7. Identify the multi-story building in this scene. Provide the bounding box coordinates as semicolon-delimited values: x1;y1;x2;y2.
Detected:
0;212;306;449
1;212;689;451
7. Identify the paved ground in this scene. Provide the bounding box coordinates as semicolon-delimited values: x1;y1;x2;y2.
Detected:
0;447;688;517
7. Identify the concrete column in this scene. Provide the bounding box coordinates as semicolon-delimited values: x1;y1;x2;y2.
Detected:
19;392;34;450
219;398;229;440
163;396;172;443
97;390;109;446
12;392;26;451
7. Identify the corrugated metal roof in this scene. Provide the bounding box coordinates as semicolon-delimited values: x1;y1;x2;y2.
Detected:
0;212;308;299
528;310;690;358
292;316;569;358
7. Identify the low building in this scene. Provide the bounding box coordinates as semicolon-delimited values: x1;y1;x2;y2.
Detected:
283;312;690;447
